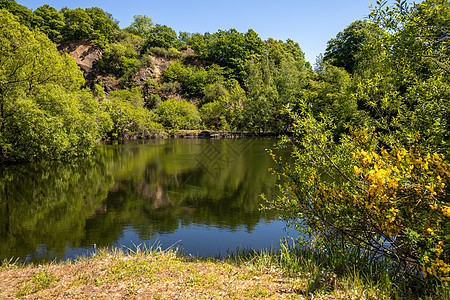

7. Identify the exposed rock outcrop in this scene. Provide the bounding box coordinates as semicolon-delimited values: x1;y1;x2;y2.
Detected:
133;54;172;87
58;40;101;73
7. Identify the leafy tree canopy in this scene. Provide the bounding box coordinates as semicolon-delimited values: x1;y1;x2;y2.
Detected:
61;6;118;47
266;0;450;289
143;24;178;50
324;20;385;74
125;14;154;38
0;0;34;29
33;4;65;42
0;9;111;163
157;98;201;130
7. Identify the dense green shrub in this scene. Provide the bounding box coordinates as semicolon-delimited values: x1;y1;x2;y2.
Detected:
96;29;151;82
145;93;162;109
200;101;229;130
156;98;201;130
158;82;181;94
105;88;163;139
147;46;183;59
161;61;225;99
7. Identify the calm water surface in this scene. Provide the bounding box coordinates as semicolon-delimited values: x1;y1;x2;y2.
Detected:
0;139;294;263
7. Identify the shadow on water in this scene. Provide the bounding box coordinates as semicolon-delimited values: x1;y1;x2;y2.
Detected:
0;139;293;263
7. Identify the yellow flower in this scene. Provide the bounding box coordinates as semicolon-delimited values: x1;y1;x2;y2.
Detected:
389;207;399;216
353;166;362;176
387;215;395;222
432;152;441;161
442;206;450;217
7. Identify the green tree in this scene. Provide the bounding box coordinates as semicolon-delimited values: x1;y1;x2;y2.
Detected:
208;29;264;81
33;4;65;42
61;7;93;41
161;61;225;100
266;0;450;289
243;55;278;133
125;14;154;38
358;0;450;153
324;20;384;74
200;101;228;129
283;38;307;63
105;88;162;139
305;60;356;133
243;49;308;134
0;10;111;163
85;7;118;47
0;0;34;29
143;24;178;50
96;28;150;83
189;33;209;58
61;7;117;47
244;29;265;60
265;38;307;66
178;31;192;49
200;81;239;130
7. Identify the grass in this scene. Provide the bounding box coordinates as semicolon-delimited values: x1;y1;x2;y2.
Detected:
227;238;449;299
16;267;60;296
1;242;448;299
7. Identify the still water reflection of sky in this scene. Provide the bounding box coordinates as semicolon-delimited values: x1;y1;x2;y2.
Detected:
26;221;297;262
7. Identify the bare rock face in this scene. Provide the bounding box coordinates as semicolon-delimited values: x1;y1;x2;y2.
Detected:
147;54;172;80
101;75;120;92
132;54;172;88
134;67;155;86
58;40;101;73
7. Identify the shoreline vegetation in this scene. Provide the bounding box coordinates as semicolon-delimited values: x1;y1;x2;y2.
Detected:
3;241;445;300
162;130;281;139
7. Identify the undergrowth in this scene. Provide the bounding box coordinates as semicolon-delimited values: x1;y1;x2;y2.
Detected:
227;238;449;299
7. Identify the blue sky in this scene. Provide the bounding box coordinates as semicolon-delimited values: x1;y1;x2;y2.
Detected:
17;0;375;64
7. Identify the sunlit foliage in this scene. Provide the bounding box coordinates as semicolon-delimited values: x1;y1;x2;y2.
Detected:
265;0;450;288
0;10;111;163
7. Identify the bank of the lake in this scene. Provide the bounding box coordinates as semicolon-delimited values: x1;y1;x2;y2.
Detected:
0;247;396;300
169;130;282;139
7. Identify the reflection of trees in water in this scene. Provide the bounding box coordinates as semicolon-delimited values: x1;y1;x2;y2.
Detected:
0;158;113;262
98;139;282;241
0;139;285;262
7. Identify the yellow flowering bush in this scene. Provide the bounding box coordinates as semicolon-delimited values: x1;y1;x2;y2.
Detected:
265;110;449;282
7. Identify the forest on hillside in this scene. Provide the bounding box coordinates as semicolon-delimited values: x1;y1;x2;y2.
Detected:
0;0;448;163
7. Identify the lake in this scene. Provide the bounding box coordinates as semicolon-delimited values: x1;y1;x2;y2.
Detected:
0;139;295;263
